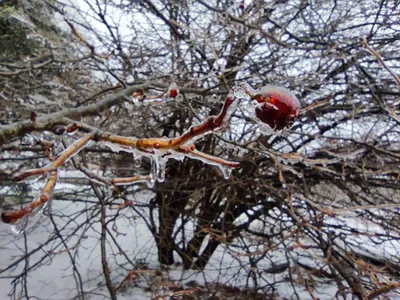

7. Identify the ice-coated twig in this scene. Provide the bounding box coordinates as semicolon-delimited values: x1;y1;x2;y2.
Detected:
65;19;112;59
13;133;94;182
362;37;400;87
99;83;251;151
62;83;254;167
180;145;240;168
79;165;150;186
133;82;180;102
1;82;301;228
1;170;57;225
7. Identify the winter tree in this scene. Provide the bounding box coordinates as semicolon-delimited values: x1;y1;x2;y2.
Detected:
1;0;400;299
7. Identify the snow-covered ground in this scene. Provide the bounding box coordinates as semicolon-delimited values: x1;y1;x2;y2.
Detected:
2;180;399;299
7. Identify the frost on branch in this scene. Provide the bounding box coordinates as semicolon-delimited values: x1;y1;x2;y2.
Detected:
1;83;300;233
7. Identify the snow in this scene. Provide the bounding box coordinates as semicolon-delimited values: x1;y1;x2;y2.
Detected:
2;155;399;298
2;186;397;299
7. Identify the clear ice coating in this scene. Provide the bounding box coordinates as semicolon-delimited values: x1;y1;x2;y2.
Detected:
240;84;301;134
11;214;29;235
104;141;134;154
147;177;155;188
134;154;142;168
42;199;52;216
168;150;185;162
218;165;233;180
66;129;77;136
151;151;168;183
157;157;167;182
14;171;43;183
148;156;157;188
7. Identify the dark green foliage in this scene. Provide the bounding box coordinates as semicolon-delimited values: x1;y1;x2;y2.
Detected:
0;5;38;60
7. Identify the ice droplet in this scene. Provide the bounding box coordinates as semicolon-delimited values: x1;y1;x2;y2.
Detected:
169;150;185;162
104;142;134;154
132;97;143;106
157;158;167;182
148;157;157;188
152;151;168;183
218;165;233;180
147;178;155;189
66;129;77;136
11;215;29;235
42;200;52;216
258;122;275;135
134;155;142;168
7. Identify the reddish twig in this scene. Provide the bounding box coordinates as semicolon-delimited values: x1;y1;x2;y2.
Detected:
13;133;94;182
367;283;400;299
65;19;112;59
1;170;57;224
1;82;300;227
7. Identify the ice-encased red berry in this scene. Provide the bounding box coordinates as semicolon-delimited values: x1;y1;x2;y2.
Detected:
254;86;300;131
169;89;178;97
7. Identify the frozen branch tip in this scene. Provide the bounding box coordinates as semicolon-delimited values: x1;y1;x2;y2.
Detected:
1;83;300;232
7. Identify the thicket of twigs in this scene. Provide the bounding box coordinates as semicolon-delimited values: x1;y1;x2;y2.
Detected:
1;0;400;299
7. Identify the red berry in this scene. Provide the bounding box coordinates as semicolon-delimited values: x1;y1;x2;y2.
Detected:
253;86;300;131
169;89;178;97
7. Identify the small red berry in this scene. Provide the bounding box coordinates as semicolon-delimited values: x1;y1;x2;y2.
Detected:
169;89;178;97
167;82;179;98
253;86;300;131
1;212;13;224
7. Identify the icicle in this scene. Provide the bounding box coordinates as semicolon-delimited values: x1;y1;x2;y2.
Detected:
106;186;114;199
124;102;134;116
147;156;158;188
104;141;133;154
146;179;154;189
11;215;29;235
218;165;233;180
153;150;167;183
42;199;52;216
66;129;77;136
157;157;167;182
132;97;143;106
134;154;142;168
169;150;185;162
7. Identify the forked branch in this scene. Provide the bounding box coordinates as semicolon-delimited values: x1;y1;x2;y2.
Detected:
1;82;300;231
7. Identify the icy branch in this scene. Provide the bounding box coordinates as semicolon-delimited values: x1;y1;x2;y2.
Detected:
1;82;300;231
